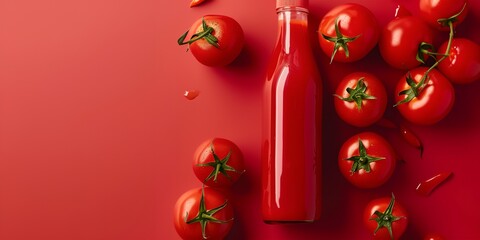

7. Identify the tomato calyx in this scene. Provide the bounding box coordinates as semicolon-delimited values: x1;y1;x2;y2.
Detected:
370;193;405;240
334;78;376;110
178;18;220;48
437;2;467;28
346;138;385;175
322;16;360;64
185;187;234;239
197;143;245;183
417;42;436;64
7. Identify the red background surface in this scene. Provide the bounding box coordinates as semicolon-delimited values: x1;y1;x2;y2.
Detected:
0;0;479;239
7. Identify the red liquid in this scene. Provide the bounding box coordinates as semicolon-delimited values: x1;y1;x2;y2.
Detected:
262;9;322;222
184;90;200;100
416;172;452;196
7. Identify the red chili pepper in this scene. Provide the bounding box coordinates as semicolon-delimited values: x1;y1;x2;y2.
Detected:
190;0;208;7
416;172;453;196
399;124;423;157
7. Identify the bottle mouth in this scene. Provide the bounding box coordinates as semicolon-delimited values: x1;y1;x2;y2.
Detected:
276;0;309;12
276;0;308;9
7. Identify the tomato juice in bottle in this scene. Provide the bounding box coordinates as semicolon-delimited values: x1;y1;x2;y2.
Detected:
262;0;322;223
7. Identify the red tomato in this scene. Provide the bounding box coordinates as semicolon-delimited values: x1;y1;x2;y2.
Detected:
193;138;245;187
318;3;380;63
334;72;387;127
379;16;434;70
419;0;468;31
178;15;244;66
437;38;480;84
364;194;408;240
173;187;234;240
338;132;396;189
395;67;455;125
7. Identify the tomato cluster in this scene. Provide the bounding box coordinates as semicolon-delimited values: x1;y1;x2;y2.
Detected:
321;0;478;127
319;0;478;239
173;138;245;239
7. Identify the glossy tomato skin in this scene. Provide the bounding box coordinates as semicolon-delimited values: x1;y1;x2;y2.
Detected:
419;0;468;31
437;38;480;84
364;195;408;240
193;138;245;188
318;3;380;63
334;72;387;127
338;132;396;189
379;16;434;70
395;67;455;125
173;187;234;240
187;15;244;66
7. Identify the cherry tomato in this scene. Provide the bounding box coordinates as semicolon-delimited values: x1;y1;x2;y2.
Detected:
193;138;245;188
178;15;244;66
317;3;380;63
173;187;234;240
419;0;468;31
437;38;480;84
334;72;387;127
364;194;408;240
379;16;434;70
394;67;455;125
338;132;396;189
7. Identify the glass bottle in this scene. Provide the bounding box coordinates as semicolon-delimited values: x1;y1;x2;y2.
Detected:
262;0;322;223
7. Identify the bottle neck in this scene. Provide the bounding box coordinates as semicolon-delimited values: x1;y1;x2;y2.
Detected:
276;7;310;54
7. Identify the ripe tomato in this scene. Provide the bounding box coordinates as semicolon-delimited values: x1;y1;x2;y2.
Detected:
338;132;396;189
379;16;434;70
317;3;379;63
394;67;455;125
419;0;468;31
334;72;387;127
193;138;245;188
364;194;408;240
437;38;480;84
173;187;234;240
178;15;244;66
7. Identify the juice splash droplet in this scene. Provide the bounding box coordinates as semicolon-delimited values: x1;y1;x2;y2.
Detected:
416;172;452;196
399;124;423;157
184;90;200;100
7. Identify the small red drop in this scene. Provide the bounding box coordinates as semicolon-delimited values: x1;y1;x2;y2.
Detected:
184;90;200;100
416;172;453;196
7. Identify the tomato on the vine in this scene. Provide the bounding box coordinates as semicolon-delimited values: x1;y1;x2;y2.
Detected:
193;138;245;188
364;194;408;240
173;187;234;240
437;38;480;84
338;132;396;189
334;72;387;127
419;0;468;31
317;3;380;63
178;15;244;66
379;16;434;70
394;67;455;125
